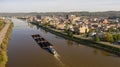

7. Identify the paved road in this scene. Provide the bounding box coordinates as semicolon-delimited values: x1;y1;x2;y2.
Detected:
0;22;11;46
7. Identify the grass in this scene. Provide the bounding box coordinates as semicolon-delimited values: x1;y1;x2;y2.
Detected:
0;21;5;32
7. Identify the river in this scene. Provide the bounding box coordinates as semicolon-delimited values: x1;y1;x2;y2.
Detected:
6;18;120;67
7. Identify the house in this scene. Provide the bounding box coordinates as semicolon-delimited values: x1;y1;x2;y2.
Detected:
56;23;65;30
101;19;108;24
41;17;51;25
78;25;89;34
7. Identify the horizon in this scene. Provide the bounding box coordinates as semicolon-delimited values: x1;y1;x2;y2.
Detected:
0;10;120;13
0;0;120;13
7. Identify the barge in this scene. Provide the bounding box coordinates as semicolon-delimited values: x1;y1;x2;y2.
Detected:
32;34;56;55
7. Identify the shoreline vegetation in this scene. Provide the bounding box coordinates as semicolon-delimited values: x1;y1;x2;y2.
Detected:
31;22;120;56
0;20;5;32
0;22;13;67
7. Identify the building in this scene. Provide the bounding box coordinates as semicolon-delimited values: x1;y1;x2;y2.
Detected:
36;15;41;19
102;19;108;24
69;15;76;22
56;23;65;30
78;25;89;34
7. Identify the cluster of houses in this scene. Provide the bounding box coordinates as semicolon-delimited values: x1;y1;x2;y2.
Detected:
27;15;120;37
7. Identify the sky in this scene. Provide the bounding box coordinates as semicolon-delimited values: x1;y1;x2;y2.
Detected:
0;0;120;13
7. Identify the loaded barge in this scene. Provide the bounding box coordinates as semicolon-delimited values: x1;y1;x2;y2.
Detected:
32;34;56;55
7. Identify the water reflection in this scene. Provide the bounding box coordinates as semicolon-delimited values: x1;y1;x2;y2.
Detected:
101;51;112;56
100;50;118;57
36;25;39;30
78;44;81;46
93;49;118;57
93;49;99;55
67;40;73;46
28;23;34;28
40;28;48;33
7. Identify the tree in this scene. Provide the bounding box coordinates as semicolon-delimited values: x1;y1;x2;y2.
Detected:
64;22;70;32
94;36;100;42
113;35;117;42
117;34;120;40
67;29;73;37
89;28;93;33
103;33;114;43
45;22;50;28
116;29;119;33
118;27;120;31
108;27;116;32
73;26;79;35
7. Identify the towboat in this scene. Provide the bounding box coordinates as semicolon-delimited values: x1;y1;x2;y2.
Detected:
48;46;56;55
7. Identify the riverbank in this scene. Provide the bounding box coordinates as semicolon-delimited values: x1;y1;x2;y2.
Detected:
0;22;11;45
0;21;13;67
0;22;5;32
31;22;120;56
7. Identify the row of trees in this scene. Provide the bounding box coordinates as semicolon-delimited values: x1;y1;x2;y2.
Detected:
94;33;120;43
108;27;119;32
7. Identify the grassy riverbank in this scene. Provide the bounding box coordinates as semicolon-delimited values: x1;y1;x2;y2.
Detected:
0;22;5;32
0;24;5;32
0;23;13;67
31;22;120;56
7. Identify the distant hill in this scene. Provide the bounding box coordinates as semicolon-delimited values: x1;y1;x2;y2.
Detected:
0;11;120;17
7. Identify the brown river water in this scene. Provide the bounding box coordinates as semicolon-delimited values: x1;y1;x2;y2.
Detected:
6;18;120;67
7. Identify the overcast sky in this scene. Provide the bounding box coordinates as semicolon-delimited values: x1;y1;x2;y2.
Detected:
0;0;120;12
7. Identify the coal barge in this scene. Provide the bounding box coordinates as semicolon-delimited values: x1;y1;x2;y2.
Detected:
32;34;56;55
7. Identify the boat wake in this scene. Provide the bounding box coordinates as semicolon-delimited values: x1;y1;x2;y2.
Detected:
54;53;69;67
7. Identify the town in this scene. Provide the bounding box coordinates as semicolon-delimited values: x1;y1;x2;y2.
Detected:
21;14;120;44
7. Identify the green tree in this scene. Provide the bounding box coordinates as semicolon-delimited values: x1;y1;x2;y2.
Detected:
89;28;93;33
113;35;117;42
66;29;73;37
45;22;50;28
73;26;79;35
116;29;119;33
108;27;116;32
118;27;120;31
103;33;114;43
117;34;120;40
64;22;69;32
94;36;100;42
